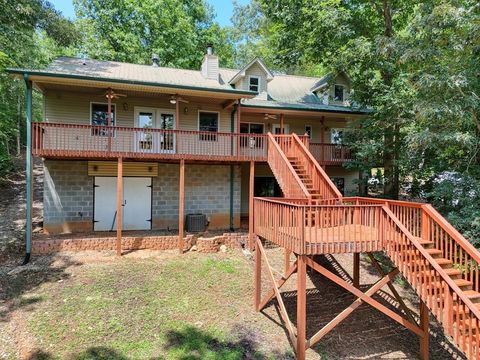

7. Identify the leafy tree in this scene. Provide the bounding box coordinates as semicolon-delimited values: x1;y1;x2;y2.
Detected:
73;0;235;68
0;0;78;175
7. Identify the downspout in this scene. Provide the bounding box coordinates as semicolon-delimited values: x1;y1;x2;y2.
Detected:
23;74;32;265
229;105;238;231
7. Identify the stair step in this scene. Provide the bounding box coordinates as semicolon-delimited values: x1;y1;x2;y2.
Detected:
436;258;453;267
413;237;434;247
426;249;443;257
462;290;480;303
428;278;472;290
444;268;463;277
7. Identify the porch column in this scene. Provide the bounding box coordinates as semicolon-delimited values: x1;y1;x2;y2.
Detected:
107;88;113;153
353;253;360;288
320;116;326;167
237;101;242;156
178;159;185;253
248;161;254;250
297;255;307;360
24;75;33;263
420;300;430;360
116;157;123;256
280;113;284;134
175;96;180;153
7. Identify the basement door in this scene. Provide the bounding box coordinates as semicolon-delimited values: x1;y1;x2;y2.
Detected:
94;177;152;231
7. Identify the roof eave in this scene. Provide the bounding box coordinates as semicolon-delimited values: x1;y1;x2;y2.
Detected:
7;68;257;98
241;102;371;115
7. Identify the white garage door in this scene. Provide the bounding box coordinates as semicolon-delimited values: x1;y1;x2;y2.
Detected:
94;177;152;231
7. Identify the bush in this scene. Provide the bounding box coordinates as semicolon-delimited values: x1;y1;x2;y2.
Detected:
426;172;480;247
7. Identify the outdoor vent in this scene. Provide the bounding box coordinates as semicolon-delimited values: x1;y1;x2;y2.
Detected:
152;53;160;67
186;213;208;232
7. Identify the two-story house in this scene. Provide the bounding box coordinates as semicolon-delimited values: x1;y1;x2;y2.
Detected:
9;46;367;252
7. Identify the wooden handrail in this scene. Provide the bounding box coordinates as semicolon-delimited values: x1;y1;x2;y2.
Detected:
267;133;310;199
383;205;480;320
422;203;480;266
292;133;343;199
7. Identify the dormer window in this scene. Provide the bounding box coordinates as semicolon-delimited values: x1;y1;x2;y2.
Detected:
249;76;260;92
334;84;344;102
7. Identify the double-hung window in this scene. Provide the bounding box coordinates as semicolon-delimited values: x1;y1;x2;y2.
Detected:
334;85;344;102
91;103;116;136
249;76;260;92
199;111;219;141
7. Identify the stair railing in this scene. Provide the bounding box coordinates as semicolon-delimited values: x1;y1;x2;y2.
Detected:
382;206;480;358
292;133;343;200
422;204;480;295
267;133;310;199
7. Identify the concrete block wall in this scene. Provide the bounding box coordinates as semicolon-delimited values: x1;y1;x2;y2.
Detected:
152;164;241;230
43;160;242;234
44;160;93;233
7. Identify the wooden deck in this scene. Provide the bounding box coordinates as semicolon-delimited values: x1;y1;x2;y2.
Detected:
31;122;350;164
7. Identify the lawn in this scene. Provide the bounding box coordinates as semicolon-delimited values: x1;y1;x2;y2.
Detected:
2;251;293;359
0;249;466;359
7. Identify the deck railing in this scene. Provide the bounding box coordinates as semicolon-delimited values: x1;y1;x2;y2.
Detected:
32;122;271;161
309;143;352;164
266;133;310;199
253;197;383;255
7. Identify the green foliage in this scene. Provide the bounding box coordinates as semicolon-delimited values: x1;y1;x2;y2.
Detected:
426;172;480;245
73;0;235;68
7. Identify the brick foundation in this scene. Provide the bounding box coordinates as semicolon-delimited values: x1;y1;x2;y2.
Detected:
31;232;247;254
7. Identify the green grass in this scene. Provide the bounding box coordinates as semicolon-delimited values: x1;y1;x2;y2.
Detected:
22;254;282;359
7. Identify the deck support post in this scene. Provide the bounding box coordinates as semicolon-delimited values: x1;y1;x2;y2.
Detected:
280;113;284;134
353;252;360;288
179;159;185;253
254;238;261;310
24;76;33;263
284;249;291;276
297;255;307;360
116;157;123;256
248;161;254;250
419;299;429;360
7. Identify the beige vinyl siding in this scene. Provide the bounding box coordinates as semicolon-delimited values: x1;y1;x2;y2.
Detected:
44;90;235;132
238;113;349;144
235;63;269;93
328;74;351;106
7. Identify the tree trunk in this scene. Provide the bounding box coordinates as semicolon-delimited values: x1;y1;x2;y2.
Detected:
381;0;400;199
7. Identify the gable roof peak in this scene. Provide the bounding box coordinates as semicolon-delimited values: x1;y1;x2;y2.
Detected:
228;57;274;84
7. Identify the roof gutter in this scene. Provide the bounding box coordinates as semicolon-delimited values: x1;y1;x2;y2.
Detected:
6;68;257;98
240;103;371;116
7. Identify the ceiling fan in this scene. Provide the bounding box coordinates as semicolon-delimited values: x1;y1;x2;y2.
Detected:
264;113;277;120
169;94;189;104
97;88;127;99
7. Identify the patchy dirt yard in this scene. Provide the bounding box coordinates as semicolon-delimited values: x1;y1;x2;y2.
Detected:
0;247;466;359
0;156;43;264
0;157;464;359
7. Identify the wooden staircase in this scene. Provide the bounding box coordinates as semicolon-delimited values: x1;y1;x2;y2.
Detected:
261;132;480;359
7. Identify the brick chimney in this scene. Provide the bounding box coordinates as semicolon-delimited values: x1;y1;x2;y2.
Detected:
201;44;219;81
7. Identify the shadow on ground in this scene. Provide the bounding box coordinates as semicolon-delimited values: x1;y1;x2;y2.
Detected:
26;326;294;360
261;253;466;359
0;254;82;323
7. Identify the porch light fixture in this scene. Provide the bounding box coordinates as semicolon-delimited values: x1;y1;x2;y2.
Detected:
169;96;177;104
184;106;188;114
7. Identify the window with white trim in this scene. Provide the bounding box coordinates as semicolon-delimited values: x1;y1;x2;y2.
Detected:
249;76;260;92
334;84;344;102
198;111;219;141
91;103;116;136
331;128;344;144
305;125;312;139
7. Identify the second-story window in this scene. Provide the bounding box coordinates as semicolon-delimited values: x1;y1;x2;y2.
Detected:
249;76;260;92
198;111;219;141
91;103;115;136
334;85;344;102
305;125;312;139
